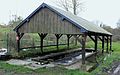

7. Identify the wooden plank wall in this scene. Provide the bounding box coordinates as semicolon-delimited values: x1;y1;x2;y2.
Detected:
18;8;81;34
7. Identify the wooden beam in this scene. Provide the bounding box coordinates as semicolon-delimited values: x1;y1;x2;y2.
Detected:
55;34;63;50
102;36;105;53
75;35;77;45
67;34;72;49
16;32;24;52
81;33;87;64
55;34;62;39
16;32;20;52
106;36;109;53
56;37;59;50
88;35;95;42
95;35;98;52
104;36;107;41
75;35;80;45
98;36;105;53
67;35;70;49
110;36;112;51
73;35;82;45
69;35;73;38
38;33;47;53
41;37;44;53
20;44;67;50
98;36;102;41
89;35;98;52
19;33;24;40
38;33;47;39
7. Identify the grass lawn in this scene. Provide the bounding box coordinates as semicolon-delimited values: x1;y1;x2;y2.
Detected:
0;61;91;75
0;41;120;75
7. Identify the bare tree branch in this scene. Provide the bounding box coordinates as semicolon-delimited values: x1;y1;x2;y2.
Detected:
56;0;85;15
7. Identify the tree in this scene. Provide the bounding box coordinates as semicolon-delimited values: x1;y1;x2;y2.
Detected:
102;24;113;33
92;20;103;27
117;19;120;28
8;15;23;28
56;0;84;15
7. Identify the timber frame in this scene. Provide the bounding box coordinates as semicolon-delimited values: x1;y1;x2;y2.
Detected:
14;3;112;65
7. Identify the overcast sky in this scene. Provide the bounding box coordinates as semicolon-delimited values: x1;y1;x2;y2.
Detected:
0;0;120;28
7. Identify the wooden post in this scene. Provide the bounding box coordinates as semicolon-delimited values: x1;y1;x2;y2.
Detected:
110;36;112;51
67;35;72;49
81;33;87;64
67;35;70;49
41;37;43;53
106;36;109;53
98;36;104;53
16;33;24;52
95;35;98;52
56;36;59;50
16;33;20;52
102;36;105;53
38;33;47;53
94;35;98;61
75;35;77;45
88;35;98;52
55;34;62;50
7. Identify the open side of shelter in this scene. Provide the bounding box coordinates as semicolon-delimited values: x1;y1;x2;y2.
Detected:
13;3;112;64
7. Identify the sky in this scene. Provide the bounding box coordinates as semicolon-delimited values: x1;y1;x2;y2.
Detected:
0;0;120;28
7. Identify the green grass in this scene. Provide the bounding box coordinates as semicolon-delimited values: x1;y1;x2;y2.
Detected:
112;41;120;51
0;61;90;75
91;52;120;75
0;61;33;74
35;67;91;75
90;41;120;75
